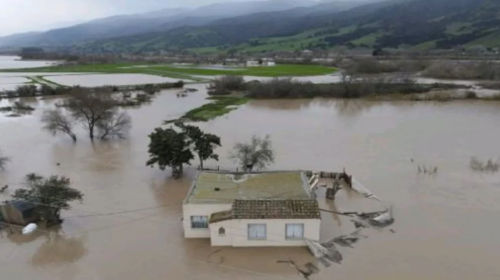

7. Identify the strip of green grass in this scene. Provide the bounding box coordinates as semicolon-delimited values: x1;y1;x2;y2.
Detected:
1;63;336;78
30;76;63;87
165;96;249;123
150;64;337;77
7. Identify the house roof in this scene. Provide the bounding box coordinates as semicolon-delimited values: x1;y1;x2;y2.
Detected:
8;200;36;212
209;199;320;223
184;171;312;204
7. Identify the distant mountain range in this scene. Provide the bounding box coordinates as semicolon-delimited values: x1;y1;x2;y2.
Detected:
2;0;499;54
0;0;321;47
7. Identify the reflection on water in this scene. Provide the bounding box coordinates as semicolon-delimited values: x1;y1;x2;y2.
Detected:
1;85;500;280
31;234;87;267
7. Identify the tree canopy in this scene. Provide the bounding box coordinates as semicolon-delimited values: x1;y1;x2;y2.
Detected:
146;123;221;178
12;173;84;224
176;122;221;170
146;127;194;178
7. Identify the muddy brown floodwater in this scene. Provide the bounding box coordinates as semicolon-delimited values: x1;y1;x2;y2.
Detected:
1;83;500;280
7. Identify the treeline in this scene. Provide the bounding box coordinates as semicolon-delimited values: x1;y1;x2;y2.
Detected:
207;76;463;99
422;61;500;80
334;58;500;80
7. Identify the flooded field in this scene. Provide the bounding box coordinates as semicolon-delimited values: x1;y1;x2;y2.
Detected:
1;82;500;280
0;56;57;70
45;74;189;87
1;57;500;280
0;76;30;91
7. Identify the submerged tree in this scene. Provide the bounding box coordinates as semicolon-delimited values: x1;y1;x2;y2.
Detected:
230;135;274;172
146;127;194;178
65;90;117;140
0;150;9;170
41;109;77;142
176;122;221;170
57;90;132;140
340;65;360;98
12;173;84;224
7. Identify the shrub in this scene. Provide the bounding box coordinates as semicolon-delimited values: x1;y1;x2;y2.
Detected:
208;76;246;96
465;91;478;99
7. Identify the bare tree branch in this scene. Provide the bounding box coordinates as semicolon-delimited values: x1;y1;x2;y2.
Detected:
64;90;117;140
41;109;77;142
97;111;132;140
230;135;274;172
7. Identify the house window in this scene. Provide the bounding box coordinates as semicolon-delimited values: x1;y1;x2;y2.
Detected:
190;216;208;229
248;224;267;240
218;227;226;236
285;224;304;240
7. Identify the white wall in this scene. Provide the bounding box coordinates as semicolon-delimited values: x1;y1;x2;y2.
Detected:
246;61;260;67
210;219;321;247
182;203;231;238
209;220;233;246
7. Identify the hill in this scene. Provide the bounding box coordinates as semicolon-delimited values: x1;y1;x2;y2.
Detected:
74;1;375;54
0;0;317;47
3;0;499;53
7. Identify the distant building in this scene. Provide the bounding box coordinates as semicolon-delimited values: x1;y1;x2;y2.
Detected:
263;61;276;66
182;171;321;247
0;200;39;226
246;59;276;67
246;60;260;67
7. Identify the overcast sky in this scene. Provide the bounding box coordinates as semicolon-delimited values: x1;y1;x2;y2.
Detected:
0;0;256;36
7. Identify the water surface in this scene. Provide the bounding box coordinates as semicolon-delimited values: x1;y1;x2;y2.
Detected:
1;87;500;280
0;56;57;70
1;58;500;280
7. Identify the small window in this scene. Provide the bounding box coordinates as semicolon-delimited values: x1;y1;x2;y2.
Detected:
190;216;208;229
285;224;304;240
248;224;267;240
218;227;226;236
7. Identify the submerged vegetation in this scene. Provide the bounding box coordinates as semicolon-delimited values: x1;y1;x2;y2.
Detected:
470;157;500;173
0;80;184;99
12;173;84;224
0;150;9;170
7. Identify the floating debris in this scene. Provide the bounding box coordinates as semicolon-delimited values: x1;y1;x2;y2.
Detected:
22;223;37;235
332;234;359;248
306;238;343;267
368;206;394;227
277;260;319;280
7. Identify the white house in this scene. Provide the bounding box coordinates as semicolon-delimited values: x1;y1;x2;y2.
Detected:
263;61;276;66
246;60;260;67
182;171;321;247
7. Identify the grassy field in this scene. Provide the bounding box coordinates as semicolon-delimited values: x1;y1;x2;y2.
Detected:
165;96;249;123
149;64;336;77
0;63;337;77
